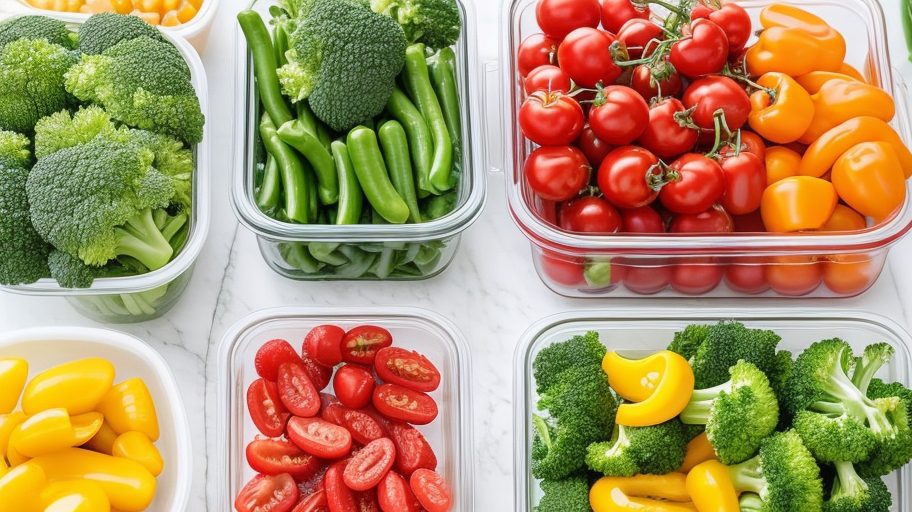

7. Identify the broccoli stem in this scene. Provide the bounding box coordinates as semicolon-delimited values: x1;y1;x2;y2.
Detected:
818;362;897;438
832;461;868;498
114;208;174;271
728;456;766;496
679;381;731;425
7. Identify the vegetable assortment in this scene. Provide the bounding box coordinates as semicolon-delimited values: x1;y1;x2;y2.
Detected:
0;356;163;511
25;0;205;27
530;321;912;512
236;324;453;512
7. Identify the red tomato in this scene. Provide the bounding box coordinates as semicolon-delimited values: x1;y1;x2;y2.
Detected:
600;0;650;33
621;263;672;294
373;384;438;425
247;438;323;481
333;364;376;410
617;18;664;58
733;131;766;161
682;76;751;131
377;472;422;512
342;326;393;365
669;18;729;78
621;206;665;233
288;417;353;459
630;62;682;100
557;28;622;88
325;461;357;512
409;469;452;512
669;207;733;233
248;378;290;437
523;65;571;95
718;151;765;215
291;489;329;512
732;211;766;232
363;411;438;477
256;339;302;381
766;257;822;296
725;258;770;295
672;259;724;295
597;146;661;209
575;125;613;167
278;362;321;417
691;2;752;53
322;401;386;446
519;91;585;146
235;473;299;512
539;250;586;287
823;255;878;296
299;350;333;391
374;347;441;393
660;153;725;214
637;98;699;159
535;0;601;39
524;146;590;201
517;34;557;77
343;438;397;491
354;490;381;512
588;86;649;145
559;196;622;233
303;325;345;368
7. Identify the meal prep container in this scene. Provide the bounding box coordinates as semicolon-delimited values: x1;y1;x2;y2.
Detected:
214;306;474;511
501;0;912;298
514;308;912;511
0;13;211;325
231;0;485;281
0;326;193;512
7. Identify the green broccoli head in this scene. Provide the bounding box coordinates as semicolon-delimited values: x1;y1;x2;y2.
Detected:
371;0;461;49
0;16;76;49
823;461;891;512
858;380;912;477
691;321;782;389
680;360;779;465
78;12;166;55
533;331;606;394
536;473;591;512
668;324;709;361
48;250;100;288
793;410;877;464
585;419;687;477
0;38;77;134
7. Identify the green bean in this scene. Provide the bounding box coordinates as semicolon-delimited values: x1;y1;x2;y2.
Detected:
428;47;461;148
295;102;333;151
421;190;457;221
277;120;339;205
309;243;347;265
379;121;422;223
279;243;322;273
238;10;292;126
259;112;310;224
302;159;319;222
273;20;289;67
386;87;435;196
331;141;363;225
256;154;281;213
403;43;453;193
347;126;410;224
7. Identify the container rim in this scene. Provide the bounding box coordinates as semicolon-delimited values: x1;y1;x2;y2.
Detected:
229;0;486;243
0;14;211;296
500;0;912;255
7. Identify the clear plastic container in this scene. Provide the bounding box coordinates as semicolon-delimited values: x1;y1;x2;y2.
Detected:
214;306;474;510
513;309;912;511
231;0;486;281
0;13;211;324
0;326;193;511
501;0;912;298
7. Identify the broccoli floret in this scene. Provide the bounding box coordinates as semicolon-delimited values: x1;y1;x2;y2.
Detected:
0;38;77;134
48;250;100;288
585;419;687;476
691;321;782;389
65;36;203;143
668;324;709;361
680;360;779;464
823;461;891;512
278;0;407;131
0;16;75;49
533;331;606;394
371;0;461;49
536;474;591;512
850;344;895;393
728;430;824;512
858;379;912;477
78;12;166;55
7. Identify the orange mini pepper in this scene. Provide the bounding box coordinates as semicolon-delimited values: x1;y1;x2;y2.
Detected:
685;460;740;512
758;4;846;70
799;117;912;178
832;141;906;222
839;62;867;82
748;73;814;144
678;432;718;473
761;176;837;232
765;146;802;185
822;204;867;232
746;27;839;77
603;351;694;427
795;71;859;94
590;474;697;512
799;80;895;144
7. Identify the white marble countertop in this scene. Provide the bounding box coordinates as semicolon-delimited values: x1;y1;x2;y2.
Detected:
3;0;912;509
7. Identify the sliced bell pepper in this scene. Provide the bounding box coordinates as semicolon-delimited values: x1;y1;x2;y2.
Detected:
603;350;694;427
0;462;45;512
799;79;895;144
10;408;103;458
832;141;907;221
22;358;115;416
748;73;814;144
800;116;912;178
678;432;717;473
795;71;860;94
760;176;837;232
685;460;740;512
83;420;119;455
765;146;802;185
0;358;28;414
41;480;111;512
112;431;164;477
96;379;160;442
590;474;697;512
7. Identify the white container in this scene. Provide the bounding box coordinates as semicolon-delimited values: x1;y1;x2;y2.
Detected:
0;326;193;512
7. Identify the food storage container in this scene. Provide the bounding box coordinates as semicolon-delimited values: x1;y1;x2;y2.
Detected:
501;0;912;298
514;308;912;511
0;13;211;324
230;0;486;281
0;326;193;511
214;306;474;510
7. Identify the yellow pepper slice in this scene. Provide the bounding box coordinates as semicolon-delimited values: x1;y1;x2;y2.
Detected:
11;409;103;458
685;460;740;512
83;421;119;455
0;358;28;414
112;431;163;477
590;474;697;512
0;462;46;511
603;351;694;427
97;379;159;442
678;432;717;473
23;358;115;416
41;480;112;512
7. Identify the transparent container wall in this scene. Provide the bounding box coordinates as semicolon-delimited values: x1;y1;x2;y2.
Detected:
64;265;194;323
514;310;912;511
216;308;473;511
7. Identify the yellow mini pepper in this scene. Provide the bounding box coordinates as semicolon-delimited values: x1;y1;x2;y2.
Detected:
602;351;694;427
22;358;115;416
10;408;103;458
678;432;717;473
0;462;46;512
0;358;28;414
113;431;164;477
83;421;120;455
800;116;912;178
760;176;837;232
685;460;740;512
799;79;895;144
832;141;907;222
97;378;160;442
590;474;697;512
748;73;814;144
41;479;111;512
765;146;802;186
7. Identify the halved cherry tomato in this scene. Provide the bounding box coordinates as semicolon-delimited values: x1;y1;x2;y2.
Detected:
325;461;357;512
672;258;724;295
637;98;699;159
377;471;422;512
322;400;385;446
363;410;438;476
256;339;302;381
601;0;650;33
374;347;441;393
597;146;661;209
247;438;323;481
291;489;329;512
630;62;682;100
519;91;585;146
724;257;770;294
557;28;622;88
576;125;613;167
288;417;353;459
525;146;591;201
670;207;733;233
333;364;375;410
409;469;453;512
766;256;821;296
620;206;665;233
718;151;765;215
617;18;664;58
297;465;329;498
373;384;438;425
682;76;751;132
248;378;290;438
691;2;752;53
660;154;725;214
517;34;557;77
342;326;393;365
589;86;650;145
355;490;381;512
536;0;601;39
278;362;321;417
235;473;299;512
670;18;729;78
559;196;622;234
344;438;397;491
523;65;571;95
303;326;345;368
299;351;333;391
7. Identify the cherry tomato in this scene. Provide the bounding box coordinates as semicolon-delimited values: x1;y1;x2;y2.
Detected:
299;350;333;391
660;153;725;214
536;0;601;39
617;18;664;58
287;417;353;459
278;362;321;417
732;211;766;232
559;196;622;233
524;146;591;201
588;85;650;145
733;131;766;161
725;258;770;295
303;325;345;368
373;384;438;425
291;489;328;512
236;473;299;512
597;146;661;209
248;378;290;438
669;18;729;78
630;62;682;100
682;76;751;131
256;339;302;381
557;28;622;88
621;262;672;294
691;2;752;53
377;472;422;512
823;254;878;296
621;206;665;233
343;438;397;492
247;438;323;481
374;347;441;393
519;91;585;146
342;326;393;365
523;64;571;95
669;207;733;233
672;258;724;294
600;0;650;33
368;413;439;477
517;34;557;77
575;125;613;167
718;151;765;215
637;98;699;159
409;469;452;512
325;461;357;512
539;250;586;287
333;364;376;410
765;256;822;296
322;401;386;446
